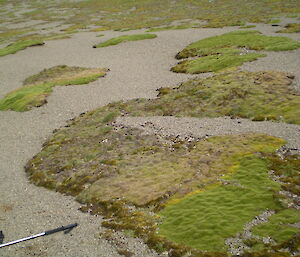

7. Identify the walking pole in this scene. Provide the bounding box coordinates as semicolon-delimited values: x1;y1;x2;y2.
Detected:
0;223;78;248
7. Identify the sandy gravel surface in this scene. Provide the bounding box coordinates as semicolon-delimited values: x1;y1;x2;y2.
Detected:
0;20;299;256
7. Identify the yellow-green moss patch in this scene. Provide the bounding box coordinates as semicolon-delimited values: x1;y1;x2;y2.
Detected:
267;19;281;24
24;67;300;254
0;32;73;57
172;30;300;73
4;0;300;32
277;23;300;33
158;155;281;252
30;124;273;206
0;39;44;57
2;0;300;47
61;24;88;33
14;70;296;121
125;71;300;125
0;65;108;112
146;23;200;32
26;116;300;255
158;150;300;254
171;53;265;73
0;28;33;45
252;209;300;244
93;33;157;48
240;25;256;29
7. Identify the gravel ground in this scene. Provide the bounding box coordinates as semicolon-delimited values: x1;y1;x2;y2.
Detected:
0;18;299;256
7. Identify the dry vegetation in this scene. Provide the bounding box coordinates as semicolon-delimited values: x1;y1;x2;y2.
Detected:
24;69;300;255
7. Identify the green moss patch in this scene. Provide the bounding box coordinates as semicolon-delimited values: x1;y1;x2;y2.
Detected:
146;23;200;32
0;28;33;45
240;25;256;29
24;68;300;254
2;0;300;47
0;32;73;57
25;114;300;255
0;65;108;112
266;154;300;205
80;134;284;206
0;39;45;57
172;30;300;73
61;24;88;33
4;0;300;33
175;30;300;59
2;0;300;49
159;152;300;253
171;52;264;73
10;69;297;121
252;209;300;243
158;155;282;252
267;19;281;24
123;71;299;125
93;33;157;48
30;120;282;207
277;23;300;33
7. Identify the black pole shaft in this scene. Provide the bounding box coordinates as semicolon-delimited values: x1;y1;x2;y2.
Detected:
0;223;78;249
44;223;78;235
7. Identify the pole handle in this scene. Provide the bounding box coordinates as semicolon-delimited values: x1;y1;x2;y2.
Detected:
45;223;78;235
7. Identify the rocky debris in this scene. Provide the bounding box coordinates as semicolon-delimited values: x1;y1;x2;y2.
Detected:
99;230;158;257
115;116;300;151
225;210;275;256
279;191;300;210
277;146;300;159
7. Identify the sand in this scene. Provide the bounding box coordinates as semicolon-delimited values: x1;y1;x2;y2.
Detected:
0;20;299;256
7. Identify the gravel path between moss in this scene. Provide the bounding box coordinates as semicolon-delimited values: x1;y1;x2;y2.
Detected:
0;19;299;256
115;116;300;151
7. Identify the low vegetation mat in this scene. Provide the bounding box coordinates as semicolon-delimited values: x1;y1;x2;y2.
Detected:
277;23;300;33
239;25;256;29
5;67;299;124
0;39;44;57
107;71;299;125
0;65;108;112
146;23;201;32
25;68;300;255
159;153;300;253
25;113;300;255
0;32;73;57
171;30;300;73
2;0;300;47
93;33;157;48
